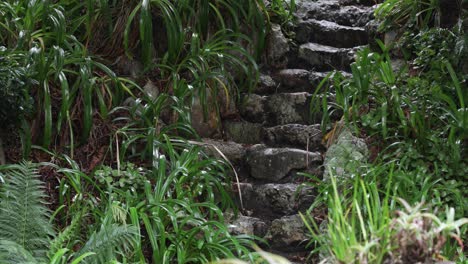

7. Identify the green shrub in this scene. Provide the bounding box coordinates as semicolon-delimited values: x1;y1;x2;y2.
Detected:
375;0;444;31
0;48;34;128
94;162;147;195
115;138;254;263
266;0;296;27
398;28;466;75
312;44;467;211
55;136;256;263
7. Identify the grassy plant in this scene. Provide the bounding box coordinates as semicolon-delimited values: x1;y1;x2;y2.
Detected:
0;0;267;155
302;164;395;263
302;163;468;263
67;135;255;263
126;0;268;64
121;0;264;129
125;138;253;263
0;1;136;156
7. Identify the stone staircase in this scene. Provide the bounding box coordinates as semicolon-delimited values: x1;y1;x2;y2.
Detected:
206;0;377;262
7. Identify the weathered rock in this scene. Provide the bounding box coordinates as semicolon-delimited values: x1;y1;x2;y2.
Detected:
339;0;377;6
296;19;368;48
267;24;290;68
365;19;381;50
242;92;333;125
143;80;160;99
323;126;368;180
219;89;238;119
265;214;309;249
236;182;254;198
113;55;144;79
390;59;408;73
227;215;268;237
298;43;355;71
265;124;323;150
256;74;278;94
266;93;311;125
201;139;246;164
243;183;315;216
240;94;267;123
273;70;351;93
385;30;399;46
308;71;332;89
223;121;264;144
295;0;375;27
272;70;350;95
273;69;312;93
246;145;322;181
267;93;337;126
191;96;220;137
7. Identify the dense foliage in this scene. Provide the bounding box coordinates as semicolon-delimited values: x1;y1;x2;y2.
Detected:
0;0;274;262
0;48;33;127
307;0;468;263
0;0;466;263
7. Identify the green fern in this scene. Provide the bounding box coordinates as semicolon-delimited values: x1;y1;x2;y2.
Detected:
0;162;54;262
76;222;138;264
0;162;137;264
48;209;84;260
0;240;38;264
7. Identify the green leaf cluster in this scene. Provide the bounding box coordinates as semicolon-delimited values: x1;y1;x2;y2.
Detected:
0;162;138;264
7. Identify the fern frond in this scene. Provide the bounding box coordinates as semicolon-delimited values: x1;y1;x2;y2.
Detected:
76;223;137;264
0;162;54;261
0;240;38;264
48;208;85;260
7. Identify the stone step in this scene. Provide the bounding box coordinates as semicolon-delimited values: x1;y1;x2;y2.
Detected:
274;69;317;94
296;19;368;48
226;212;311;259
239;183;315;218
239;94;268;124
223;120;264;144
201;139;246;164
264;214;309;251
226;214;269;238
295;0;375;27
272;69;351;94
338;0;377;7
264;124;324;151
200;139;252;181
256;74;279;94
256;70;323;95
298;42;359;71
226;213;310;262
245;144;322;182
240;92;332;126
222;120;325;151
240;93;309;125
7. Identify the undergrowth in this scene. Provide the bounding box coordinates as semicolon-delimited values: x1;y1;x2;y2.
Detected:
0;0;273;262
0;0;466;263
305;1;468;263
